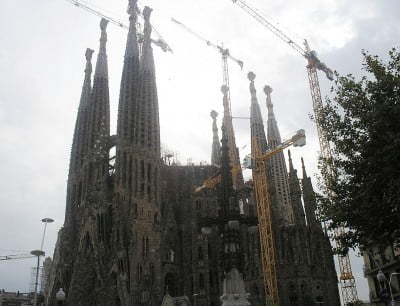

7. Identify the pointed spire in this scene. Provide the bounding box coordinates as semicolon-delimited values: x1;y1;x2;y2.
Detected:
221;85;243;188
263;84;294;225
264;85;281;144
210;110;221;165
116;0;140;141
87;18;110;154
248;72;268;154
65;48;93;226
287;150;306;226
126;0;140;57
94;19;109;78
301;157;319;227
69;48;93;174
141;6;155;72
134;6;160;154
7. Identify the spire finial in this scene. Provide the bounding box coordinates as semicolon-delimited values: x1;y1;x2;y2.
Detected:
264;85;273;110
94;19;109;78
128;0;138;15
248;72;257;104
85;48;94;62
247;71;256;81
263;85;273;95
99;18;109;53
84;48;94;77
141;6;154;70
143;6;153;20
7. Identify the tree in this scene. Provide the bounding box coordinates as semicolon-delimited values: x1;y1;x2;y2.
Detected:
316;48;400;254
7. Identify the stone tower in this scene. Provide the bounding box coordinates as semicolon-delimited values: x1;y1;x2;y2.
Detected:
128;6;163;305
264;85;294;225
221;85;244;188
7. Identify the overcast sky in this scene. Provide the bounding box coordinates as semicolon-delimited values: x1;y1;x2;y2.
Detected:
0;0;399;301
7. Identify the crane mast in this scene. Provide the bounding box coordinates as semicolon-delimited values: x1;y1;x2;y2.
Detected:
64;0;173;53
171;18;244;187
231;0;358;304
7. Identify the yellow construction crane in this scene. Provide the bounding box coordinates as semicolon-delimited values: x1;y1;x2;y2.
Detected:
250;129;306;306
64;0;173;53
230;0;358;303
171;18;244;188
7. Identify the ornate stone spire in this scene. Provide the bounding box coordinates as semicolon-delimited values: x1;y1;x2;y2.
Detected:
248;72;268;154
301;157;319;227
264;85;294;225
87;18;110;154
129;7;162;304
65;48;93;226
134;6;159;154
69;48;93;175
94;18;109;78
221;85;243;188
115;0;140;190
210;110;221;165
117;0;140;140
287;150;306;226
264;85;281;143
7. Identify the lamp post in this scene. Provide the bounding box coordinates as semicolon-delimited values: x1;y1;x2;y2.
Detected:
32;217;54;306
377;270;400;306
31;249;45;306
55;288;65;306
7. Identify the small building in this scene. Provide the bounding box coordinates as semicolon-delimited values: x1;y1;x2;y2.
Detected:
363;244;400;304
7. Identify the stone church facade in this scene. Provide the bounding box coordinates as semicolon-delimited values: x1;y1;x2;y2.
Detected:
47;1;340;305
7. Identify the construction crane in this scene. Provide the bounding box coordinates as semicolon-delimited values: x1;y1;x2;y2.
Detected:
250;129;306;306
171;18;244;188
1;254;35;261
64;0;173;53
230;0;358;303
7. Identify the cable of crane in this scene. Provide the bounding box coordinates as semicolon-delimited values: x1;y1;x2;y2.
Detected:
64;0;173;53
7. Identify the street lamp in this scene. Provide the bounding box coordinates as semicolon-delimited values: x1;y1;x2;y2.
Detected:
55;288;65;305
31;249;45;306
377;270;399;306
32;217;54;306
40;218;54;250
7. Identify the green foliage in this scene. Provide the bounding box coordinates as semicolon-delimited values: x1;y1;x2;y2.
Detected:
316;48;400;253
